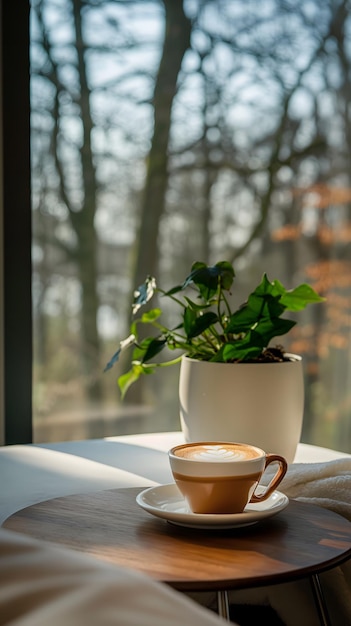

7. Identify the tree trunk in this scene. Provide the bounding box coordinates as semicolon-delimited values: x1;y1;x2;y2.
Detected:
71;0;102;401
122;0;191;406
132;0;191;289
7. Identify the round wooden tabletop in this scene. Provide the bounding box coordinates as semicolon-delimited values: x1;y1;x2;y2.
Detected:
3;486;351;592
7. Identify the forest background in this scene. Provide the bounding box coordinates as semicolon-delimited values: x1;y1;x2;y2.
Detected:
30;0;351;452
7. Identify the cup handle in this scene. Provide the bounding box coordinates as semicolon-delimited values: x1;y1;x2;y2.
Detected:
250;454;288;503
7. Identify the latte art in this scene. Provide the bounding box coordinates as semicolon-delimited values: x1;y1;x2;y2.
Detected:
174;443;260;462
188;445;248;462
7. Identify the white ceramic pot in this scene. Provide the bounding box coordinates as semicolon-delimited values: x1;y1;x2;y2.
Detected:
179;354;304;464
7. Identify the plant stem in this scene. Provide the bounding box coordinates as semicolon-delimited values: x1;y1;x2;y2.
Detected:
221;290;232;319
157;288;185;309
138;355;183;369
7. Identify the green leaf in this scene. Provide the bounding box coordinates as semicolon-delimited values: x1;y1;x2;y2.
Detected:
253;317;296;345
218;334;265;362
141;308;162;323
190;262;235;301
118;363;155;399
221;343;263;362
183;307;196;336
186;264;218;301
165;262;235;301
130;320;138;336
183;296;212;311
132;337;167;364
218;317;296;363
141;337;167;362
171;261;235;302
214;261;236;290
225;295;284;334
225;274;289;335
276;281;326;311
183;309;218;339
164;283;184;296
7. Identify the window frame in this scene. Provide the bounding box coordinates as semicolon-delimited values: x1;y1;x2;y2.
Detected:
1;0;32;444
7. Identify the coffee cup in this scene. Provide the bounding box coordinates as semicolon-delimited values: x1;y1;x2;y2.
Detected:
168;441;288;514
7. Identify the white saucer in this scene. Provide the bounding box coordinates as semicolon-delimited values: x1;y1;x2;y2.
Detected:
136;483;289;529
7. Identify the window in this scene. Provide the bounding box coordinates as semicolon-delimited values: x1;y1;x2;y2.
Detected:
5;0;351;452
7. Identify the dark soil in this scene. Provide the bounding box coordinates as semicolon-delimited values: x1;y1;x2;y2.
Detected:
245;345;292;363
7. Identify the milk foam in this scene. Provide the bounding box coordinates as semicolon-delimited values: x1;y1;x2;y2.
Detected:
192;445;245;461
176;444;258;462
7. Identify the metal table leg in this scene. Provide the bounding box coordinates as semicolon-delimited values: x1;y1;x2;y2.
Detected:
310;574;332;626
217;590;230;621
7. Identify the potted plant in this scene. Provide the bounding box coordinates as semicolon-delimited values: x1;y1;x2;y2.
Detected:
105;261;324;461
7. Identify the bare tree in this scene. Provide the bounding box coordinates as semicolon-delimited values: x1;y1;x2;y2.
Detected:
131;0;192;289
33;0;102;400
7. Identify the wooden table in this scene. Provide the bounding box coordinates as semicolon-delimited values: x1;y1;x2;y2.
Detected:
4;486;351;625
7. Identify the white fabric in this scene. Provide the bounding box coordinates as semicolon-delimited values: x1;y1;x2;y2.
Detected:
280;457;351;522
0;528;229;626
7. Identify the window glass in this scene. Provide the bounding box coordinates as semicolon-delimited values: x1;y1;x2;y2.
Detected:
31;0;351;452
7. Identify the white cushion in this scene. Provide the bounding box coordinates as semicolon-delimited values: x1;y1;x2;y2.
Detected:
0;528;231;625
